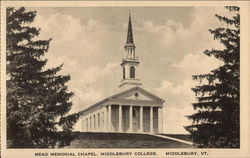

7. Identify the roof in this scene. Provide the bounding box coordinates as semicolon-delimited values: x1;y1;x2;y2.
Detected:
78;86;165;115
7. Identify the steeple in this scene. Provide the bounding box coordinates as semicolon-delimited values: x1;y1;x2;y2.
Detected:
119;12;142;90
126;12;134;44
124;12;136;60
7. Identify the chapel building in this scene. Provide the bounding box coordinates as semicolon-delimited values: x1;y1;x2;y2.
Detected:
78;13;165;134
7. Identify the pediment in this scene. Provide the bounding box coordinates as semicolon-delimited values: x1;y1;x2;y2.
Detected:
79;86;165;115
110;86;165;102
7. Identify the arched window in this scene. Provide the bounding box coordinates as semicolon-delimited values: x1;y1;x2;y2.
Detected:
130;66;135;78
123;68;125;79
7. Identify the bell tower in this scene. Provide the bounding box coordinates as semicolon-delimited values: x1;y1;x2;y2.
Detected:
119;12;142;90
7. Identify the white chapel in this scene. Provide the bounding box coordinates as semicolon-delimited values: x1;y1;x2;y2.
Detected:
78;13;165;134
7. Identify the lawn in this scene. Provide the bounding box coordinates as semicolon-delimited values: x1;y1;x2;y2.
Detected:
64;132;194;148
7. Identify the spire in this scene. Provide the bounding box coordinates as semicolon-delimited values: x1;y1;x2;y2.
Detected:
126;11;134;44
120;11;141;90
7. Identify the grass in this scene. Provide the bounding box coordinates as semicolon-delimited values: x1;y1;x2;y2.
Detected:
64;132;194;148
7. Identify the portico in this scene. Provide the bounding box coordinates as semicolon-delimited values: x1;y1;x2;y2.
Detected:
109;104;163;133
79;87;164;133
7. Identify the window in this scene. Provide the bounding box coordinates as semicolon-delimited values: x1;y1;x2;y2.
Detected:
123;68;125;79
98;113;100;128
86;118;88;131
89;117;91;129
130;66;135;78
102;112;104;124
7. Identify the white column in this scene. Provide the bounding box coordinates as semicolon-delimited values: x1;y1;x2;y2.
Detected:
150;107;153;133
108;105;112;132
119;105;122;132
103;106;107;132
129;106;133;132
140;106;143;132
158;107;163;133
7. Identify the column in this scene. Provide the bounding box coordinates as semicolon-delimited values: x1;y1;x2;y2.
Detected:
150;107;153;133
103;106;107;131
129;106;133;132
139;106;143;132
119;105;122;132
108;105;112;132
158;107;163;133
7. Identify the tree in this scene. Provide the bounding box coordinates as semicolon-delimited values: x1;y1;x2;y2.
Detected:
185;7;240;148
7;7;79;148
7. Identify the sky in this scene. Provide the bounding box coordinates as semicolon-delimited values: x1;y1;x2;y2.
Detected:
29;6;231;134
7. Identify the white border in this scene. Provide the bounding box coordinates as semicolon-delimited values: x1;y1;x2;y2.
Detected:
1;1;249;158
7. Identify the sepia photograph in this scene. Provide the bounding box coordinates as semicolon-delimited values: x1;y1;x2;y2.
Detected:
1;1;250;158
